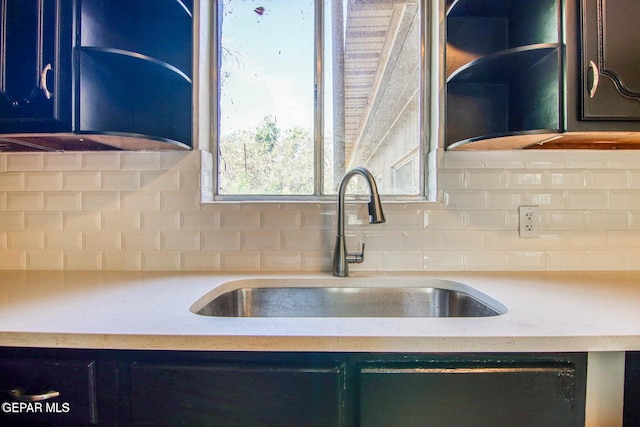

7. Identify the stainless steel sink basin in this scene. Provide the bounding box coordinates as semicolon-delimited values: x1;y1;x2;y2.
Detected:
191;279;507;318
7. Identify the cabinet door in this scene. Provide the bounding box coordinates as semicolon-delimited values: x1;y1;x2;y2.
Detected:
0;358;98;425
0;0;72;133
128;362;344;427
358;364;581;427
581;0;640;120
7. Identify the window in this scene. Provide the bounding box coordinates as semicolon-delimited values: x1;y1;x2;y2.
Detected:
214;0;429;198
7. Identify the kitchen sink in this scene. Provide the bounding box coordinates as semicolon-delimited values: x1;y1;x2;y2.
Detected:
190;278;507;318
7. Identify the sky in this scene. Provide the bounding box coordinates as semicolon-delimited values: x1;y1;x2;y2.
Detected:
219;0;316;137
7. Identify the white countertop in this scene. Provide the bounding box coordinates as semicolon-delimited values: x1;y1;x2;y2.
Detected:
1;270;639;353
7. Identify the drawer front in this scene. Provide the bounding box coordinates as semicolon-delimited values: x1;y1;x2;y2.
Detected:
0;358;98;424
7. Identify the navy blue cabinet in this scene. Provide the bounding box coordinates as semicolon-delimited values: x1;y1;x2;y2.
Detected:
0;0;192;151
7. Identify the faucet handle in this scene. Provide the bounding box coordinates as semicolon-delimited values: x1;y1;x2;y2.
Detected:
346;243;365;264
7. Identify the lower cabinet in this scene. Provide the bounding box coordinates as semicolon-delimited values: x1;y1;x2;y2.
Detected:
0;349;589;427
127;362;343;427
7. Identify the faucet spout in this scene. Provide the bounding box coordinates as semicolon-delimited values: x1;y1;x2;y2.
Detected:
333;167;386;277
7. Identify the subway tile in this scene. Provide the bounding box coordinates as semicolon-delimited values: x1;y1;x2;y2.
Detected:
282;230;322;251
566;190;607;210
443;190;484;209
586;170;628;189
161;230;200;251
220;210;260;230
483;152;526;169
588;211;628;230
25;172;62;191
465;210;507;230
444;230;485;250
43;153;82;171
220;251;261;271
25;212;62;230
0;251;26;269
161;190;201;210
240;230;281;250
544;210;588;230
261;252;302;272
463;251;506;270
121;231;161;250
102;251;141;270
101;171;140;190
362;231;403;251
82;191;120;211
545;251;588;270
180;170;200;190
0;172;24;190
609;190;640;209
102;211;141;231
547;170;587;188
141;211;180;230
301;251;330;271
202;230;241;250
261;210;300;230
525;191;566;208
382;251;424;271
65;251;102;270
423;210;465;230
140;170;180;190
485;191;525;209
402;231;445;250
566;152;608;168
524;151;567;169
464;170;507;189
180;251;220;271
44;192;82;211
0;154;5;172
141;251;181;271
121;191;160;211
121;152;161;170
45;231;82;250
63;212;101;230
161;151;200;170
26;251;63;270
83;152;120;170
586;251;628;270
8;231;44;250
442;151;485;169
7;153;43;171
0;212;25;230
423;251;464;271
62;171;100;190
181;210;220;230
506;170;544;188
504;251;546;271
437;170;464;190
83;231;121;251
607;231;640;248
7;192;43;211
382;209;423;229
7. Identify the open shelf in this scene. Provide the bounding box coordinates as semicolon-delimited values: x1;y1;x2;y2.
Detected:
78;49;191;148
445;0;561;149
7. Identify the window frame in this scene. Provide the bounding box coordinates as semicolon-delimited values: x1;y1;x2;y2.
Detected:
209;0;433;202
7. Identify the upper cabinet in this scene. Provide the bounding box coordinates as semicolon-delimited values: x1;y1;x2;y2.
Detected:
567;0;640;128
447;0;640;150
0;0;192;151
0;0;73;135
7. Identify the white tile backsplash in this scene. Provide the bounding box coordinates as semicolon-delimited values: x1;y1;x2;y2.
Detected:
3;149;640;271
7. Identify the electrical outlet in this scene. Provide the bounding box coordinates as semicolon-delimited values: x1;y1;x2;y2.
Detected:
519;206;539;238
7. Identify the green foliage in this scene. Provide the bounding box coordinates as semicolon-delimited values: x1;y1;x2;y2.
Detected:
219;116;314;195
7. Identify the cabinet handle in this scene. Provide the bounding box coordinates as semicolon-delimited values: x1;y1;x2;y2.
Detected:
9;388;60;402
40;63;53;100
588;60;600;98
